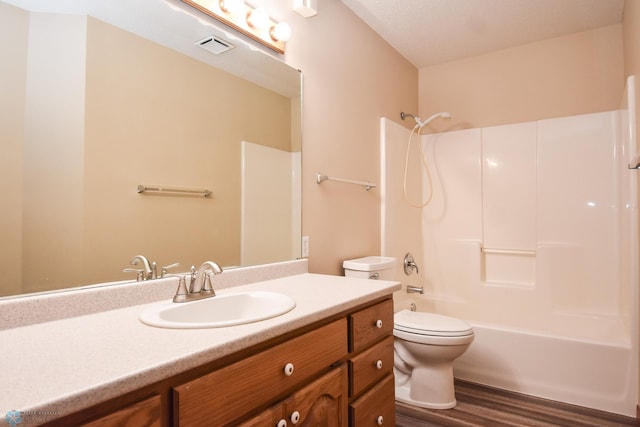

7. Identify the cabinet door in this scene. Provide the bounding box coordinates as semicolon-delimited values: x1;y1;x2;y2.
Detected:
82;395;162;427
283;364;348;427
237;403;284;427
239;365;348;427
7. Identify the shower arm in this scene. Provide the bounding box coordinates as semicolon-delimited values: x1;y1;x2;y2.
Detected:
400;111;452;129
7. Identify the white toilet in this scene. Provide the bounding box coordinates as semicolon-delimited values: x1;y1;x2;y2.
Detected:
343;256;475;410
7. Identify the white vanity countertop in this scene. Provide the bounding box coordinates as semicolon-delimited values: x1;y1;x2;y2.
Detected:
0;273;400;423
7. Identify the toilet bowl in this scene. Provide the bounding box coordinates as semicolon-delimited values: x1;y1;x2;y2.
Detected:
394;309;474;409
342;256;474;410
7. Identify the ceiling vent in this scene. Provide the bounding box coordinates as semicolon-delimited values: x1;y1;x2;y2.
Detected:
196;36;235;55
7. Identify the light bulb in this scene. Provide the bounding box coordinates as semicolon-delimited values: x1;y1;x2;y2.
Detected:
270;22;291;42
219;0;244;13
247;7;269;29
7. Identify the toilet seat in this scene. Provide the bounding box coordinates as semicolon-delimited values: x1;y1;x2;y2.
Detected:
394;310;474;345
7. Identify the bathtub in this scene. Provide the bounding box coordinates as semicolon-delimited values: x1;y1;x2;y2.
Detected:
453;321;637;417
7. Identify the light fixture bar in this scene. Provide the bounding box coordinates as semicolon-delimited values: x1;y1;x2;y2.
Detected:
181;0;287;54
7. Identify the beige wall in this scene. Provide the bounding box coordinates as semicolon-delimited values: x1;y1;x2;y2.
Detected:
0;2;27;295
418;24;624;130
22;13;87;294
278;0;419;275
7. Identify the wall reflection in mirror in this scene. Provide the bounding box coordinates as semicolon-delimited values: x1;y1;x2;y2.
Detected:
0;0;302;298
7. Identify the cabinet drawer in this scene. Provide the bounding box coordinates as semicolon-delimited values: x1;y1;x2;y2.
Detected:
349;374;395;427
349;335;394;398
174;318;347;426
349;299;393;353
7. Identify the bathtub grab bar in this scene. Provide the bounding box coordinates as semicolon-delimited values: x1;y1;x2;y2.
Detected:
482;248;536;256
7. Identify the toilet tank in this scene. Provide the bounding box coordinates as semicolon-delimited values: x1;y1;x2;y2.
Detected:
343;256;396;280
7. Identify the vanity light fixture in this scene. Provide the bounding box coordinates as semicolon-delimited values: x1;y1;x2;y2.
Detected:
247;7;270;29
181;0;290;54
219;0;244;14
270;22;292;42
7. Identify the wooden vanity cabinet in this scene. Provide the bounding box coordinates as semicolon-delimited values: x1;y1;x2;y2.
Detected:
347;299;396;426
51;297;396;427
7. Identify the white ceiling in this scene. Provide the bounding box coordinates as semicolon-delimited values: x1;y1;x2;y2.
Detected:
340;0;625;68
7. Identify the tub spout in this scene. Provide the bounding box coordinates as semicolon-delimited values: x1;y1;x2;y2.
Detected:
406;285;424;294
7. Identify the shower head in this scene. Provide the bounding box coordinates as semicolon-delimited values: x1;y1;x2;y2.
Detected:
418;112;452;128
401;111;452;129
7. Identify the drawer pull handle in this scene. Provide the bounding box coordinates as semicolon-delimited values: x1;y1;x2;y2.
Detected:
277;419;287;427
377;415;384;425
290;410;301;424
375;319;383;329
283;363;295;376
375;359;383;369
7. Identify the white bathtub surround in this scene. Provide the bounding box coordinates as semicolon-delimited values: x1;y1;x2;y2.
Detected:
241;141;301;266
454;323;635;417
380;77;638;416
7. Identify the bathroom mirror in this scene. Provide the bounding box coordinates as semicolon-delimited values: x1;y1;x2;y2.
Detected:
0;0;302;298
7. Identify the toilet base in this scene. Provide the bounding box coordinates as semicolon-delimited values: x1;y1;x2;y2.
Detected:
395;383;457;409
394;365;458;410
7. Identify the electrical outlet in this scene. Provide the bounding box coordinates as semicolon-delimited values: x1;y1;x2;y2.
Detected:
301;236;309;257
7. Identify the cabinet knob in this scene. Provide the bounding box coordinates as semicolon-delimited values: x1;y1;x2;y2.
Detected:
283;362;295;376
277;420;287;427
375;359;383;369
290;410;300;424
375;319;383;328
377;415;384;425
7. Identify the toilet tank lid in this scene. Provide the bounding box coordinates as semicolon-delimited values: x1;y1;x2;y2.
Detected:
343;256;396;271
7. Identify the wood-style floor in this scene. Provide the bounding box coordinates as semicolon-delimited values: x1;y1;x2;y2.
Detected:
396;380;637;427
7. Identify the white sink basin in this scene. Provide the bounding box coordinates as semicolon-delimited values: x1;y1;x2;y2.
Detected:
139;291;296;329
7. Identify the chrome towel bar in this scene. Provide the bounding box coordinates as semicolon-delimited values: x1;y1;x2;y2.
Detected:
315;172;376;191
137;185;212;198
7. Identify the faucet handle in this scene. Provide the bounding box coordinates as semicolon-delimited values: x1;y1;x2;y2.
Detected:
172;276;189;303
202;273;216;295
188;265;197;293
160;262;180;278
123;268;144;282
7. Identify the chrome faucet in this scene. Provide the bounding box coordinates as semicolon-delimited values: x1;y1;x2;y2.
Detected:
174;261;223;303
125;255;179;281
130;255;153;280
